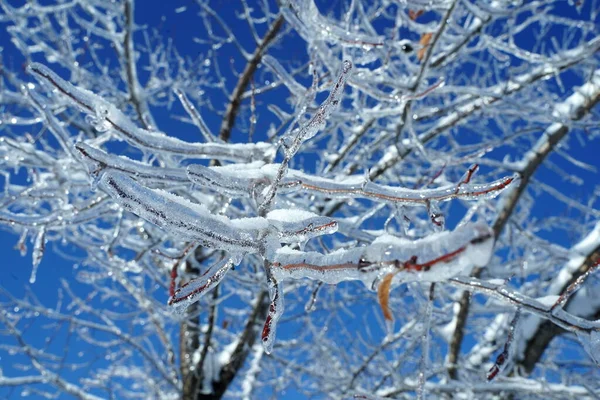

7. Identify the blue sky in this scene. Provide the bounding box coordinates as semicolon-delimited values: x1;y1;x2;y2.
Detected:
1;1;599;399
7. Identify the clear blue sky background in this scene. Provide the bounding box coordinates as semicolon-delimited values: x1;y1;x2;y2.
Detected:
1;1;599;399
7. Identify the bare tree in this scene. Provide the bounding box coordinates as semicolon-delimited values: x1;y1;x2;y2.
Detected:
0;0;599;399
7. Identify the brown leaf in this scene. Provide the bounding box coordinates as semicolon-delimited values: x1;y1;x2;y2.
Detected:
377;273;396;321
419;32;433;47
417;32;433;61
409;10;424;21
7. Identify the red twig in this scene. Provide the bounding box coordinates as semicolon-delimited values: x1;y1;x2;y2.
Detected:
487;309;521;381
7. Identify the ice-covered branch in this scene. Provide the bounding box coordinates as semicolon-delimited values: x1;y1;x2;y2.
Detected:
97;170;338;255
75;142;189;184
272;223;493;289
259;60;353;214
448;276;600;335
123;0;156;130
282;0;384;48
185;160;517;206
447;67;600;379
27;63;275;162
515;221;600;373
99;170;266;253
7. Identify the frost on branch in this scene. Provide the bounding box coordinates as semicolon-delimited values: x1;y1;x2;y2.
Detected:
280;60;352;157
261;277;284;354
75;143;189;185
272;222;493;296
97;169;338;257
168;257;235;313
186;160;517;206
99;170;266;254
28;63;275;163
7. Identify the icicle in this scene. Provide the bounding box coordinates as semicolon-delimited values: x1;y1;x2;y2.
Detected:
262;278;284;354
30;228;46;284
397;205;411;236
168;258;234;312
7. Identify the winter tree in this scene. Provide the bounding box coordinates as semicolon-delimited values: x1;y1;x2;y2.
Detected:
0;0;599;398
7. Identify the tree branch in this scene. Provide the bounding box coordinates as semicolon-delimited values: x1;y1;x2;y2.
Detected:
447;68;600;379
218;15;284;142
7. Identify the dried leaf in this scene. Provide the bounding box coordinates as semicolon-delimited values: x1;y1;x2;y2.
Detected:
419;32;433;47
377;272;396;321
409;10;424;21
417;33;433;61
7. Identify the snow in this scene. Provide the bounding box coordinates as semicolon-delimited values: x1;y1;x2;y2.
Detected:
99;170;264;253
273;222;494;289
513;69;600;171
28;62;276;163
75;143;188;184
548;221;600;295
266;208;321;223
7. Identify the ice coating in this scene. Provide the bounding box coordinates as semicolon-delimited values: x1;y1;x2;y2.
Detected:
99;170;264;253
173;87;217;143
266;209;338;243
262;55;306;97
75;143;189;183
28;63;275;163
298;172;519;205
98;170;337;253
187;163;300;198
261;278;284;354
30;228;46;284
282;0;384;48
281;60;352;157
169;258;234;312
184;159;516;206
272;222;494;289
187;164;269;198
